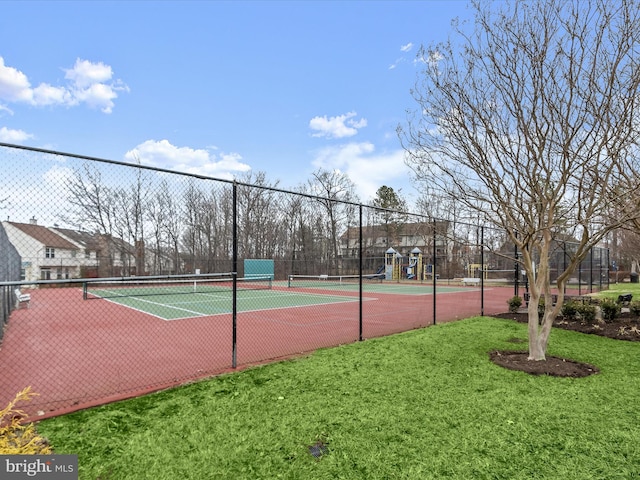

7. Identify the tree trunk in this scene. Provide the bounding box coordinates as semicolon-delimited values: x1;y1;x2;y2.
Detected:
526;290;561;361
526;297;545;361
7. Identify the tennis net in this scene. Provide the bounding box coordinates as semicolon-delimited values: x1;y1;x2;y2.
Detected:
287;274;384;288
83;274;272;300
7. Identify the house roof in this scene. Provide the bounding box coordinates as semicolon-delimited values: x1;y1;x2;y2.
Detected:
53;227;102;250
7;222;79;250
340;220;450;240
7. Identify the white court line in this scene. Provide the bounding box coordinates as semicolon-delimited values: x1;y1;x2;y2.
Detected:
94;290;209;317
162;296;376;322
95;288;378;321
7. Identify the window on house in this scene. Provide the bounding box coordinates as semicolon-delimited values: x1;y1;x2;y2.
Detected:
85;250;90;259
41;269;51;280
45;247;55;259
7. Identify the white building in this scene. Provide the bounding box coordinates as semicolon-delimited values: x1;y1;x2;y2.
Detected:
2;219;86;282
3;218;174;281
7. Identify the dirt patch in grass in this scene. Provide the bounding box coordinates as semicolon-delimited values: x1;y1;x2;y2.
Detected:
488;350;599;377
489;311;640;377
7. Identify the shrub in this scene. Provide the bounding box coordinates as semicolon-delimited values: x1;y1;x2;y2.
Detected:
630;301;640;317
576;303;597;324
561;300;579;320
507;296;523;313
0;387;52;454
600;298;621;323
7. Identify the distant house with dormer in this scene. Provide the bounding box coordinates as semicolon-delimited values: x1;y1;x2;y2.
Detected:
339;221;452;259
338;220;455;277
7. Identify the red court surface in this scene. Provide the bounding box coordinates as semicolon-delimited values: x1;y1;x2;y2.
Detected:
0;284;513;420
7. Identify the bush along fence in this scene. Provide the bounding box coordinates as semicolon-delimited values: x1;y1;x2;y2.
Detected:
0;142;608;419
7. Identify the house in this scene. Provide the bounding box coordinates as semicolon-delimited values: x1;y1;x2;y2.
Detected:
339;221;452;259
3;219;85;282
2;218;147;281
339;220;455;277
51;227;103;278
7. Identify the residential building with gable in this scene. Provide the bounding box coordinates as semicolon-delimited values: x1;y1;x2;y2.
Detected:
2;218;84;282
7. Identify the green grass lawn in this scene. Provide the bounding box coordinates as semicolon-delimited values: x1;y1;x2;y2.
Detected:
596;281;640;300
37;317;640;480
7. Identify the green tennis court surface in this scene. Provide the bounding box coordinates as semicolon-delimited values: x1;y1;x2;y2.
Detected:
84;274;472;321
89;288;362;321
284;275;469;296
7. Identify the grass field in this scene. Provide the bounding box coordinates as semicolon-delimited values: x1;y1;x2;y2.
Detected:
37;316;640;480
595;281;640;301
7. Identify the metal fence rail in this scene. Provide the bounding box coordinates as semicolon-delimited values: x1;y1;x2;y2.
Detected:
0;143;608;419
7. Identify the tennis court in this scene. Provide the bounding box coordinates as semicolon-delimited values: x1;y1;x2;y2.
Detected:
285;274;471;296
87;289;358;320
82;274;473;320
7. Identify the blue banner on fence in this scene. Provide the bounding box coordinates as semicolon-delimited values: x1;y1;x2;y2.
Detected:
0;455;78;479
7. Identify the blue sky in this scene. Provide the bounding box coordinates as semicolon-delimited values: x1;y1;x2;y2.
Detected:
0;0;472;206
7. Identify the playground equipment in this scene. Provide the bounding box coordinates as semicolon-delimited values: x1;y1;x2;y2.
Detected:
386;247;424;280
385;248;403;280
407;247;422;280
467;263;488;280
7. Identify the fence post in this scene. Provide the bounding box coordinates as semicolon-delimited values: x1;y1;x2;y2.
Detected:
606;248;610;290
432;218;437;325
480;226;484;317
563;241;567;295
589;247;593;293
232;181;238;369
359;205;363;342
514;231;519;297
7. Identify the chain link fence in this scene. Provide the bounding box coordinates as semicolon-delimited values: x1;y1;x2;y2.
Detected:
0;143;608;419
0;222;21;339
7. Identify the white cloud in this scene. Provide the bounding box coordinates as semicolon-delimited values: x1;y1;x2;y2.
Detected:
72;82;120;113
64;58;129;113
309;111;367;139
400;42;414;53
312;142;409;201
64;59;113;89
32;83;73;106
0;126;33;143
1;164;74;226
0;57;32;103
389;43;415;70
124;139;251;180
43;164;74;190
0;56;128;114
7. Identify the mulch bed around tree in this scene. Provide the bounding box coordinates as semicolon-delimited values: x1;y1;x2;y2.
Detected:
489;311;640;377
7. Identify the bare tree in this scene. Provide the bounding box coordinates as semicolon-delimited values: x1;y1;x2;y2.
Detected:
308;169;359;275
400;0;640;360
63;163;119;275
112;166;152;275
147;180;184;274
236;171;282;259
